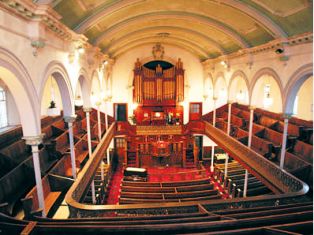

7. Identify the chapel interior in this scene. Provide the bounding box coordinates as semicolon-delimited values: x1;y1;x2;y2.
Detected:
0;0;313;234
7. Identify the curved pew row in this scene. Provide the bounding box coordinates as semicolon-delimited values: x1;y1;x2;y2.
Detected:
0;201;312;234
119;178;223;204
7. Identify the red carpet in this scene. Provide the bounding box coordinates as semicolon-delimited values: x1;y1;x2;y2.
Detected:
105;165;229;205
105;166;123;205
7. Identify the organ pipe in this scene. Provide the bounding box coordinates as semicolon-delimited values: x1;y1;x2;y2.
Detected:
133;58;184;103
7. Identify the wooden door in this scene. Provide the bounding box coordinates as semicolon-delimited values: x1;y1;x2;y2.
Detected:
189;102;202;121
114;103;128;121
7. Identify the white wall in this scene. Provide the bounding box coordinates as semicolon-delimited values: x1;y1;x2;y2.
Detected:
295;76;313;120
111;44;204;123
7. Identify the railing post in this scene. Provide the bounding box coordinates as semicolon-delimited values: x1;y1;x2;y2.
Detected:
210;145;215;172
213;97;217;127
23;135;46;217
64;115;77;179
227;101;232;135
248;106;255;148
224;153;229;182
280;113;292;169
96;102;102;141
84;107;96;204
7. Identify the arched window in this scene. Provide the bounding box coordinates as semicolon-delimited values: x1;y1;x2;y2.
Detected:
0;86;7;128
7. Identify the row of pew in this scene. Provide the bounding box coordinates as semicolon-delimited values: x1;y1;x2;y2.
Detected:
0;107;112;217
0;200;312;234
203;103;313;192
214;159;273;198
81;164;111;205
119;178;223;204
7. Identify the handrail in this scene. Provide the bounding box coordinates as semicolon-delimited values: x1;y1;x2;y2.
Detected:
65;123;116;214
203;121;308;195
64;120;309;218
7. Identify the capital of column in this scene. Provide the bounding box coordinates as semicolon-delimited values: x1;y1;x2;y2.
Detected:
248;105;255;110
213;96;218;101
227;100;233;104
23;134;44;146
282;113;293;119
83;107;93;113
64;115;77;123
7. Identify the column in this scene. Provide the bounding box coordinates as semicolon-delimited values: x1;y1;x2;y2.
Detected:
227;101;232;135
84;107;93;158
84;107;96;204
212;97;217;127
96;102;102;141
248;106;255;148
23;135;46;217
107;148;110;165
64;115;77;179
280;113;292;169
244;106;254;197
104;100;109;131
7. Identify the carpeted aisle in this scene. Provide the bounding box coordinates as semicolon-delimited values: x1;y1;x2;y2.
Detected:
105;166;123;205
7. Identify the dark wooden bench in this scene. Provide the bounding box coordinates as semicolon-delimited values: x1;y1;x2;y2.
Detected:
258;115;278;128
0;163;34;216
0;126;23;150
292;140;313;164
74;139;89;167
251;135;273;159
0;139;31;165
22;175;63;218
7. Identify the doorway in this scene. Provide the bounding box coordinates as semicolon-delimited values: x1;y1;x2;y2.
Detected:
114;103;128;121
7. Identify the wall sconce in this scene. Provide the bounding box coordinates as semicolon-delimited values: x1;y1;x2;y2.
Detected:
263;92;273;108
155;112;161;117
77;45;85;54
74;95;83;106
144;113;149;118
103;60;108;66
236;90;245;102
131;102;138;110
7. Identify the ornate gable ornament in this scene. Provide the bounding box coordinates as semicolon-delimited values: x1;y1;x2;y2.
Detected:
152;43;164;60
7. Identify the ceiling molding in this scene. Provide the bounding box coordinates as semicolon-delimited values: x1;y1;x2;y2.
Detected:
73;0;287;40
220;0;288;38
93;11;250;49
251;0;309;17
110;37;209;59
102;26;227;55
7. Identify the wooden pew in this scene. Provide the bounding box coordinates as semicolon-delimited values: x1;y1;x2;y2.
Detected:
258;115;278;128
0;126;23;150
22;175;63;218
251;136;273;159
292;140;313;164
0;140;31;165
74;139;89;168
0;163;35;216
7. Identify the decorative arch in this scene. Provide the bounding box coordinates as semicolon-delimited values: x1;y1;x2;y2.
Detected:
77;68;92;108
249;67;284;105
0;47;40;136
213;72;228;107
204;72;214;99
284;63;313;114
250;67;283;112
228;70;249;104
40;61;74;117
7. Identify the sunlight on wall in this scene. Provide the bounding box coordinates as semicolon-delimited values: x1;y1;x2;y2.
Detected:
41;76;63;116
214;76;228;108
251;75;282;112
295;76;313;120
229;76;249;104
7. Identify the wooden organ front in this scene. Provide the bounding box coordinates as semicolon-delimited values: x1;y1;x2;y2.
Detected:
133;59;184;125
